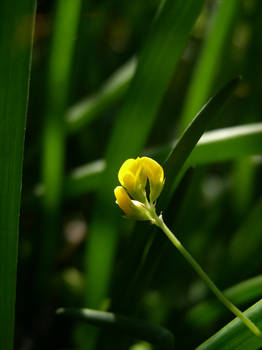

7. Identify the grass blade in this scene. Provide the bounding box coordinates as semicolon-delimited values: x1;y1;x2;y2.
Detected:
180;0;240;130
161;77;240;205
66;57;136;134
65;159;105;197
188;123;262;165
0;1;36;349
63;121;262;197
39;0;82;298
196;300;262;350
57;308;174;350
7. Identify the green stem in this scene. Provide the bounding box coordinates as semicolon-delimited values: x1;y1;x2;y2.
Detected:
152;212;262;339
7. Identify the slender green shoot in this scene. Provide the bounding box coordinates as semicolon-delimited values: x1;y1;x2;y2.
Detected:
0;1;36;349
114;154;262;341
152;213;262;339
38;0;82;298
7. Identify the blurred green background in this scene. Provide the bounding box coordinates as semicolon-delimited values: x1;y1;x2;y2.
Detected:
1;0;262;349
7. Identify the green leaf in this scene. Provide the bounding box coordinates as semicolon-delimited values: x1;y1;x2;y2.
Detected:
57;308;174;350
188;123;262;165
62;122;262;197
64;159;105;197
160;77;240;205
196;300;262;350
180;0;240;130
66;57;137;134
39;0;82;299
0;1;36;349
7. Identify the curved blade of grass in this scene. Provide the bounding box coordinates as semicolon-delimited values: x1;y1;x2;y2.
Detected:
85;0;204;311
161;77;240;205
66;57;137;134
0;1;36;349
196;300;262;350
180;0;240;131
64;159;105;197
38;0;82;299
63;121;262;197
186;275;262;330
56;308;174;350
188;123;262;165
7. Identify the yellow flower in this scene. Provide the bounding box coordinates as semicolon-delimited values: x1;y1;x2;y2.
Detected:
114;156;164;219
114;186;149;220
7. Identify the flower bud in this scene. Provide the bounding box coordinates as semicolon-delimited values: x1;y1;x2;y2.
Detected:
114;186;150;220
115;156;165;219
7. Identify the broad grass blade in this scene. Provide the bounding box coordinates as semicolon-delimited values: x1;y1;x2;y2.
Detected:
197;300;262;350
0;1;36;349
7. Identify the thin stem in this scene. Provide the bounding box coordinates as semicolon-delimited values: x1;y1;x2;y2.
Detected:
153;213;262;339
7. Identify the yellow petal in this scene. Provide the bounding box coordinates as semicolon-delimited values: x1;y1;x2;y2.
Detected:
141;157;164;202
141;157;164;184
114;186;150;220
122;172;136;192
118;159;137;186
114;186;134;216
134;160;147;188
118;158;147;201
